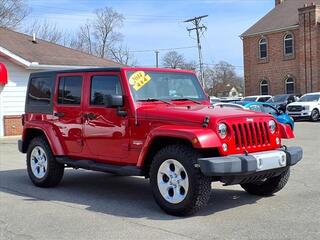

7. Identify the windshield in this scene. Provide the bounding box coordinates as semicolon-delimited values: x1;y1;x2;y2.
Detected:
267;95;288;103
298;94;320;102
242;97;257;102
126;70;207;101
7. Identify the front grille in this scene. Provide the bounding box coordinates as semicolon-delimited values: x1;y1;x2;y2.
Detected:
287;106;302;112
232;121;270;149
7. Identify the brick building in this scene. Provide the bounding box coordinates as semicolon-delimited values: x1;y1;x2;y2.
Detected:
0;28;122;136
242;0;320;96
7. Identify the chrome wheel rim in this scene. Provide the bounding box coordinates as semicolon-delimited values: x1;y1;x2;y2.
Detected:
30;146;48;179
157;159;189;204
312;111;319;120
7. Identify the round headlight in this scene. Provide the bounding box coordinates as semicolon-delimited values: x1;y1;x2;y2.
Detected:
218;123;228;139
268;120;276;134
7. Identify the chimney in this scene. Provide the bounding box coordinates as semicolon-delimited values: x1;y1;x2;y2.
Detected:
32;33;37;44
275;0;285;6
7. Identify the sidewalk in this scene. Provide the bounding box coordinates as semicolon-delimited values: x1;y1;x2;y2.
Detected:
0;135;20;144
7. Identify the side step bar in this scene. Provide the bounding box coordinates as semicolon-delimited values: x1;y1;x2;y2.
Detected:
56;157;143;176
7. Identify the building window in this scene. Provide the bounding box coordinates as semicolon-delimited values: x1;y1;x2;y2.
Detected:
285;77;294;94
284;33;294;56
260;80;269;95
259;38;268;59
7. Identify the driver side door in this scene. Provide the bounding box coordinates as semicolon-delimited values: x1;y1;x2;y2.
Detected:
82;72;130;163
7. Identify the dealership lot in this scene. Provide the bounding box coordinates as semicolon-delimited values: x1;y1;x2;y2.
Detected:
0;122;319;240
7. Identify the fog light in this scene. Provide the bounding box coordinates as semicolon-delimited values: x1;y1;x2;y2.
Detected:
276;137;280;145
222;143;228;152
279;154;286;166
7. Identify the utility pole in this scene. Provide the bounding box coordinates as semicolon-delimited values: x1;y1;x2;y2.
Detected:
155;50;159;68
184;15;208;87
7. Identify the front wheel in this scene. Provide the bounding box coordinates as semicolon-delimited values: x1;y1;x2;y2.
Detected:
310;109;320;122
241;168;290;196
150;144;211;216
27;137;64;187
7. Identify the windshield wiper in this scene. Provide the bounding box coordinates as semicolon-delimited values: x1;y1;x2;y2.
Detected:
171;98;201;104
137;98;172;105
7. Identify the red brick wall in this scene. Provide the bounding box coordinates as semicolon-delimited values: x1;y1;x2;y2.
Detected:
4;115;22;136
243;5;320;96
243;29;300;96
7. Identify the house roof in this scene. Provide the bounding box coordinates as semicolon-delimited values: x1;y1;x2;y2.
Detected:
0;27;124;68
242;0;320;37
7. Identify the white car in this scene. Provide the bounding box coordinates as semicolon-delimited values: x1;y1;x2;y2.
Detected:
286;92;320;121
242;95;272;102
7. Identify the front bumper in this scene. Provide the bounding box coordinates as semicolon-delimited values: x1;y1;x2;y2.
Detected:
198;146;302;177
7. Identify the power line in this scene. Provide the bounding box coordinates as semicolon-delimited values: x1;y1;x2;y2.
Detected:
184;15;208;87
129;46;197;53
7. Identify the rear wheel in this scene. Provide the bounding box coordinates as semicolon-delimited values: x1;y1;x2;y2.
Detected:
310;109;320;122
241;168;290;196
27;137;64;187
150;144;211;216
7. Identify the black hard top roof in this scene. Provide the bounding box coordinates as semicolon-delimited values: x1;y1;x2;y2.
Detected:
30;67;122;77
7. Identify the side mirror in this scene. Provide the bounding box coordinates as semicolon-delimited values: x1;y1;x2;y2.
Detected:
104;95;124;108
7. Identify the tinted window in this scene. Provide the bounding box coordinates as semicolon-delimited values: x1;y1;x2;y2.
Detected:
243;97;257;102
298;94;320;102
58;76;82;105
28;77;53;105
258;97;270;102
90;75;122;105
249;105;263;112
263;105;278;115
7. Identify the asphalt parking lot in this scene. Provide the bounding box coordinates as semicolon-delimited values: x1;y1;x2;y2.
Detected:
0;122;319;240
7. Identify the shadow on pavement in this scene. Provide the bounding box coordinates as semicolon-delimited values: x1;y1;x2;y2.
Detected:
0;168;263;219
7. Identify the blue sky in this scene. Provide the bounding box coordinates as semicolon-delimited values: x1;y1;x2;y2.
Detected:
26;0;274;75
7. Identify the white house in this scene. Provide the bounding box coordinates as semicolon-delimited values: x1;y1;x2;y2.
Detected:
0;27;123;136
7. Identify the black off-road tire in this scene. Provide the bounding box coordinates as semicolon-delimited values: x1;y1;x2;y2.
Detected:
149;144;211;216
241;168;290;196
27;137;64;187
310;109;320;122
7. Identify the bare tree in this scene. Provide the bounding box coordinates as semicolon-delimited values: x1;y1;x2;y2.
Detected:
162;51;186;69
0;0;29;29
204;61;244;96
162;51;196;70
71;21;94;54
73;7;135;64
93;7;124;58
109;44;137;66
23;20;66;44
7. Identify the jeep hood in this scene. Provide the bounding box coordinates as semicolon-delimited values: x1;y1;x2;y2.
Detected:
136;104;270;125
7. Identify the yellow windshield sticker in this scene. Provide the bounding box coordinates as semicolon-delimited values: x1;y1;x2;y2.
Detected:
129;71;151;91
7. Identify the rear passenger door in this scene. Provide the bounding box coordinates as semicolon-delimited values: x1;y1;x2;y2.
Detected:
53;73;84;155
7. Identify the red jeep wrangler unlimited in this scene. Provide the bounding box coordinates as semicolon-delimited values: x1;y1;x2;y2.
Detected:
19;68;302;216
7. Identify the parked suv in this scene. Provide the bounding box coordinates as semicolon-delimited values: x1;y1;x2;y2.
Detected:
287;92;320;121
19;68;303;216
267;94;296;112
